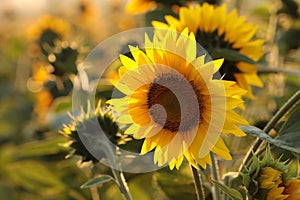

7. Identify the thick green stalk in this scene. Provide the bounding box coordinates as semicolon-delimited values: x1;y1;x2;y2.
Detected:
101;142;133;200
210;152;221;200
191;165;205;200
111;167;133;200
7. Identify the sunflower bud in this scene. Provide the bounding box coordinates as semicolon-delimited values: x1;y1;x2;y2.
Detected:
240;149;300;199
60;101;131;163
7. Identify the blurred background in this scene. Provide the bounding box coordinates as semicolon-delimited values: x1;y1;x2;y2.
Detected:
0;0;299;199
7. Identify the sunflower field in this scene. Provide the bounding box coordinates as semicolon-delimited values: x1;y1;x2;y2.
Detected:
1;0;300;199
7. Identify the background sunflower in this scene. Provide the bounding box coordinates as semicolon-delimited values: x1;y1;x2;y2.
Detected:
153;3;265;98
27;15;70;48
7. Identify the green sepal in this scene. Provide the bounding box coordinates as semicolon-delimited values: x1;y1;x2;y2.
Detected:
211;48;256;64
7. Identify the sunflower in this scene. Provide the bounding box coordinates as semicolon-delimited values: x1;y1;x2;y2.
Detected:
242;149;300;199
259;168;300;200
126;0;157;14
61;101;131;163
125;0;187;14
259;167;289;200
108;27;248;170
27;15;70;47
152;3;264;98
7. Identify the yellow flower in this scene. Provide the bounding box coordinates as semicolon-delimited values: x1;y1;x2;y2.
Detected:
27;15;70;46
259;167;300;200
34;89;53;123
125;0;186;14
108;27;248;170
153;3;264;98
126;0;157;14
260;167;288;200
27;63;52;123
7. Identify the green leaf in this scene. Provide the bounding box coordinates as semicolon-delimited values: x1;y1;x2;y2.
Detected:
278;104;300;136
212;180;243;200
272;104;300;159
81;175;115;188
211;48;256;64
240;126;300;154
14;136;67;158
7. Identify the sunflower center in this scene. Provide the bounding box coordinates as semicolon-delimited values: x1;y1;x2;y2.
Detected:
147;73;202;133
196;30;242;81
39;29;61;47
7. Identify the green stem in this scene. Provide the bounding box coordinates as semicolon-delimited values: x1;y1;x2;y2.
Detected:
257;67;300;76
210;152;221;200
111;168;133;200
239;89;300;172
100;142;133;200
191;165;205;200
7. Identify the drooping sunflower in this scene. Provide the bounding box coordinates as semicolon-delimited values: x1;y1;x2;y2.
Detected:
259;167;289;200
242;149;300;199
61;101;131;163
27;15;70;47
259;168;300;200
108;27;248;170
152;3;264;98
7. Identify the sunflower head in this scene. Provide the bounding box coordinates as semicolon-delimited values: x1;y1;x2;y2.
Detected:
108;27;248;170
27;15;70;48
241;149;299;199
47;41;79;76
61;101;131;163
126;0;187;14
152;3;265;98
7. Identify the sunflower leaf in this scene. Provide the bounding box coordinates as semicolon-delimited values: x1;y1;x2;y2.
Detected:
80;175;115;188
278;103;300;136
272;104;300;159
211;48;256;64
212;180;243;200
240;126;300;154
